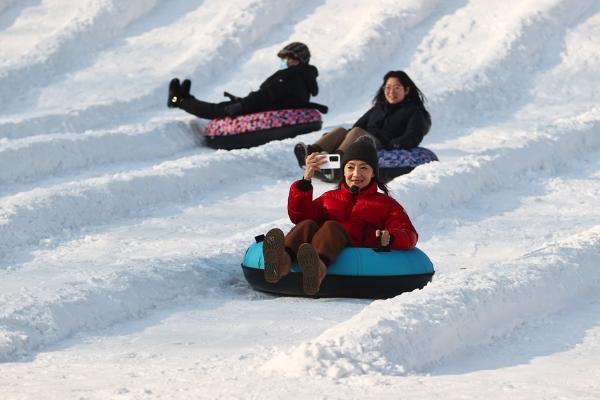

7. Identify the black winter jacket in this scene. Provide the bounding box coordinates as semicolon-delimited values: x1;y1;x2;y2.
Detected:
353;98;431;150
239;64;319;114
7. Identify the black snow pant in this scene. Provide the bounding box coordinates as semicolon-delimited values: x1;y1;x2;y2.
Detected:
178;96;234;119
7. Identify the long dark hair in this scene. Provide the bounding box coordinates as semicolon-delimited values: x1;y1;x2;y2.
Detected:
375;179;389;195
373;70;428;111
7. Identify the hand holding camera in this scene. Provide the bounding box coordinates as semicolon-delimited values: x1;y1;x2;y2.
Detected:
303;153;340;180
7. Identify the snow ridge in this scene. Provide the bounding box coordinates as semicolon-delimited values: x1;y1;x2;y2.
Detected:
416;0;597;131
0;223;270;362
264;226;600;378
0;141;296;262
0;0;160;115
0;121;195;186
393;116;600;217
0;0;304;137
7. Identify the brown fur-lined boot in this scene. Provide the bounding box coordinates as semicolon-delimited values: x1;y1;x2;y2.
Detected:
263;228;292;283
297;243;327;296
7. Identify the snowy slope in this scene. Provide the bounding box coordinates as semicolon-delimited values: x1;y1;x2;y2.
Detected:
1;0;599;398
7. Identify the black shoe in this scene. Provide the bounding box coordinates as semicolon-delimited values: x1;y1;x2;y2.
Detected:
180;79;191;97
294;143;308;167
167;78;181;108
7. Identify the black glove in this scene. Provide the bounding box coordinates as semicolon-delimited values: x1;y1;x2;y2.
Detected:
223;102;243;117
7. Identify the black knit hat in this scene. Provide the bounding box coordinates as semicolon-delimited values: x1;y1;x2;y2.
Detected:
277;42;311;64
342;137;379;177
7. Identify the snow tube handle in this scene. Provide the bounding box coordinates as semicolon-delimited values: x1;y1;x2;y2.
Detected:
307;102;328;114
223;91;242;101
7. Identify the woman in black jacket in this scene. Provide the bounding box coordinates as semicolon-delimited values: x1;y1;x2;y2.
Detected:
167;42;319;119
294;70;430;166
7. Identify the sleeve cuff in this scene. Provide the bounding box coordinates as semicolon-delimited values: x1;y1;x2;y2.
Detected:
296;179;313;192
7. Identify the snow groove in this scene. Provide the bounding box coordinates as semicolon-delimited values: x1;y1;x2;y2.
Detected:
0;217;277;362
0;0;161;114
304;0;444;110
392;118;600;219
0;140;297;262
417;0;597;133
264;226;600;377
0;256;222;362
0;120;196;185
0;0;307;139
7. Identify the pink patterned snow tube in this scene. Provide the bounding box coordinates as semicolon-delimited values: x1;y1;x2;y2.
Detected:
205;108;322;137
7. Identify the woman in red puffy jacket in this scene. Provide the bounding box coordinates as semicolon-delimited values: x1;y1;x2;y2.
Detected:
263;138;418;295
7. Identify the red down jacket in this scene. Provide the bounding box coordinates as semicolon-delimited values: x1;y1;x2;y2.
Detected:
288;179;418;249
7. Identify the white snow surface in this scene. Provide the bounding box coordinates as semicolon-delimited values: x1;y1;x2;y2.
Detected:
1;1;599;398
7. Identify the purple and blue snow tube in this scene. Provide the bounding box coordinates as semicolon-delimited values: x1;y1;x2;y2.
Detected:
204;108;323;150
377;147;438;182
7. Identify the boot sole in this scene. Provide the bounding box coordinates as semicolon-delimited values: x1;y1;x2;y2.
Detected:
181;79;191;97
167;78;180;108
263;228;285;283
294;143;307;167
297;243;321;296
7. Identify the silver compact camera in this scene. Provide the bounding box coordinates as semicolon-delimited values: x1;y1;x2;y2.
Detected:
320;154;341;169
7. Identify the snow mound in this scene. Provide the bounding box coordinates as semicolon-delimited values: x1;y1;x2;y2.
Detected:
264;227;600;378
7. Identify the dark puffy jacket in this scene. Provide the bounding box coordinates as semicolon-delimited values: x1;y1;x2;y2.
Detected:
240;64;319;114
288;179;418;250
353;98;431;149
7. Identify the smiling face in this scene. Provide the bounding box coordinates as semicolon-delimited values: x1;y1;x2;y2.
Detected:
383;77;409;104
344;160;375;189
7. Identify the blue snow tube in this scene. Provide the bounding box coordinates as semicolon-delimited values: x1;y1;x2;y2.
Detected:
241;240;435;299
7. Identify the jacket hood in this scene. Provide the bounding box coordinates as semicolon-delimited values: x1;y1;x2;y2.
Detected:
292;64;319;96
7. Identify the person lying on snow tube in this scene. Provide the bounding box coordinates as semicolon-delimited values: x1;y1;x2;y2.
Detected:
294;70;431;180
263;138;418;296
166;42;321;118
